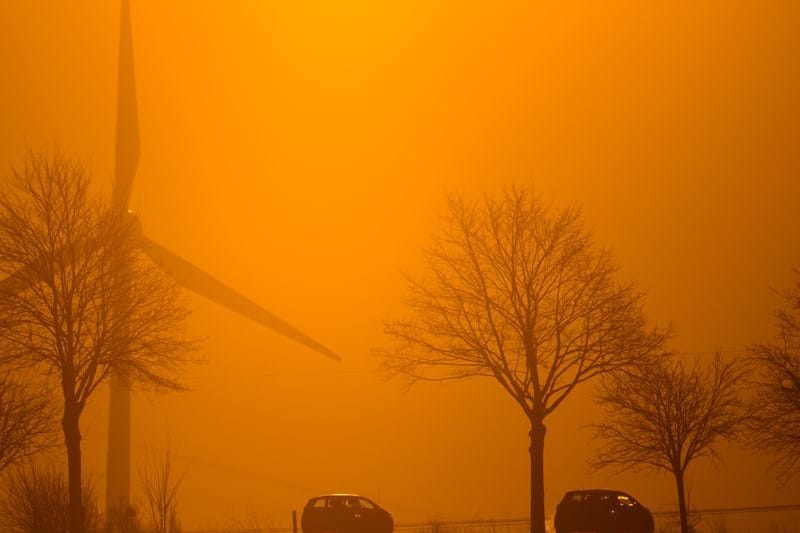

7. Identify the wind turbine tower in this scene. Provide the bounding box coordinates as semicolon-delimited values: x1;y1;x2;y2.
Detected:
106;0;340;520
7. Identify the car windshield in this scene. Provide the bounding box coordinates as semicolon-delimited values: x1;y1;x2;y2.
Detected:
359;498;375;510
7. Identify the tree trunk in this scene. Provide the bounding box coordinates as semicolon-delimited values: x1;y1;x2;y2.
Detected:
63;405;85;533
675;469;689;533
529;417;547;533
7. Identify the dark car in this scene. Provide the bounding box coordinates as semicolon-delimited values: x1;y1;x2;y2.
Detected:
301;494;393;533
554;489;654;533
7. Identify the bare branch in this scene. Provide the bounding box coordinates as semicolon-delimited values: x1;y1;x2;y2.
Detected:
140;441;185;533
749;268;800;482
0;372;56;471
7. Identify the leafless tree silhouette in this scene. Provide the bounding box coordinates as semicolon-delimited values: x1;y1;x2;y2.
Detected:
0;372;55;470
749;268;800;482
0;463;102;533
591;354;750;533
140;442;185;533
379;186;668;533
104;504;143;533
0;150;194;533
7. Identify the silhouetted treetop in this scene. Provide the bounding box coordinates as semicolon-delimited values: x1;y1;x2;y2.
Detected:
750;267;800;482
382;186;668;418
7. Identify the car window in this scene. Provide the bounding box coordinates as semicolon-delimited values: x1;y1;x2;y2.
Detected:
568;493;583;503
312;498;326;509
343;497;358;509
359;498;375;510
617;495;637;507
330;497;345;508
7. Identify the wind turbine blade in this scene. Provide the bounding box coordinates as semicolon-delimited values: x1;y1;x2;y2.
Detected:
139;236;341;361
0;267;33;297
113;0;140;211
0;243;89;296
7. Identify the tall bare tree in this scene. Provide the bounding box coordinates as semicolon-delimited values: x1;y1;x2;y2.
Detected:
379;186;667;533
591;354;749;533
0;372;55;471
750;268;800;482
0;150;194;533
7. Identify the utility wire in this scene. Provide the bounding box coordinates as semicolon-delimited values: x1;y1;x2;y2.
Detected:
184;369;377;381
182;349;753;381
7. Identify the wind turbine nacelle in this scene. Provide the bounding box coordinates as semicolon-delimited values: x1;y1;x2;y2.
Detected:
124;209;145;240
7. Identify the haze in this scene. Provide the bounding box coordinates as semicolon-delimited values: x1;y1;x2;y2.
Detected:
1;0;799;529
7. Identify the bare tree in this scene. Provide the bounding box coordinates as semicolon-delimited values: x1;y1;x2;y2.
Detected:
140;443;185;533
0;372;56;470
0;150;194;533
379;186;667;533
749;268;800;482
591;354;750;533
0;463;102;533
105;504;143;533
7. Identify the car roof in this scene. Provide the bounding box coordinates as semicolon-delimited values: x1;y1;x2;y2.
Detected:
566;489;631;496
309;494;363;500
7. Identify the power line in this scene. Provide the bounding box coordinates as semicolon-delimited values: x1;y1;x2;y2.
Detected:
674;349;750;357
653;503;800;517
184;369;377;381
180;349;753;382
171;452;328;496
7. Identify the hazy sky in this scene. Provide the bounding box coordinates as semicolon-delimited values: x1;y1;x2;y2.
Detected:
1;1;799;529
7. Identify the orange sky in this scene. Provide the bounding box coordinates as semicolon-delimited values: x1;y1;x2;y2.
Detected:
1;0;799;529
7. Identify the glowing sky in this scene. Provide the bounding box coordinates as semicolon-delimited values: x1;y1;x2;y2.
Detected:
1;1;799;528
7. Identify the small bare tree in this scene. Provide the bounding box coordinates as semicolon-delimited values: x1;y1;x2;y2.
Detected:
591;354;750;533
0;150;194;533
379;186;668;533
104;503;142;533
749;268;800;482
140;443;185;533
0;463;102;533
0;372;56;470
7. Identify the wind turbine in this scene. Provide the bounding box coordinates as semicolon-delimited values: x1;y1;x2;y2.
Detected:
104;0;340;517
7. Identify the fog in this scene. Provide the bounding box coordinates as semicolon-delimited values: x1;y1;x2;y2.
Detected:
1;1;799;529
